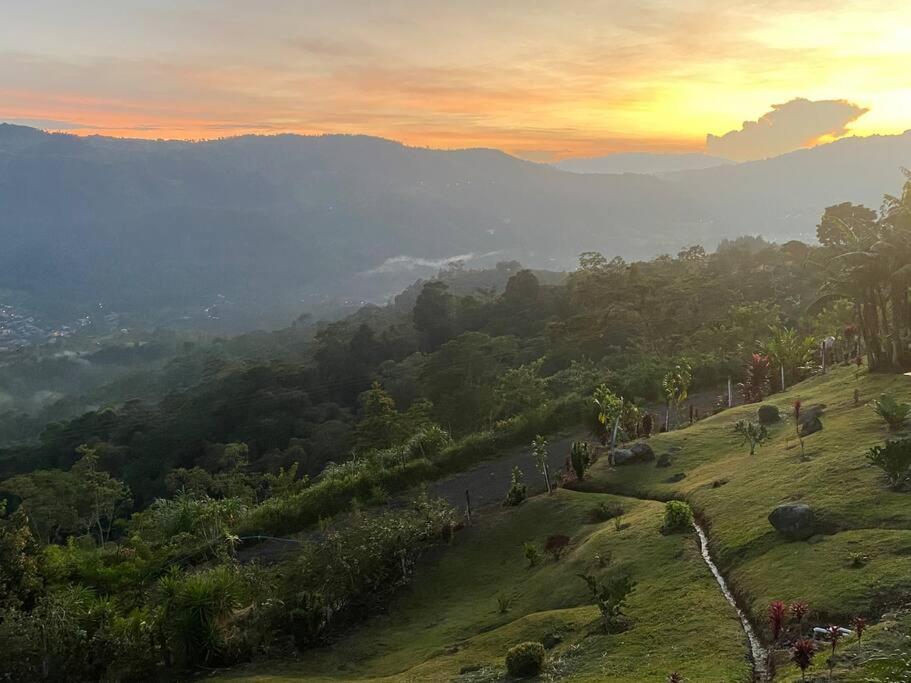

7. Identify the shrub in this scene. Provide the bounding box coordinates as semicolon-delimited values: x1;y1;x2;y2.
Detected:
523;541;540;567
733;419;769;455
504;467;528;506
852;616;867;641
570;441;590;480
791;638;816;680
589;501;624;523
543;534;570;561
865;439;911;489
661;501;693;533
577;573;635;631
871;394;911;431
739;354;771;404
768;600;787;640
496;592;515;614
757;404;781;425
789;600;809;624
505;641;545;677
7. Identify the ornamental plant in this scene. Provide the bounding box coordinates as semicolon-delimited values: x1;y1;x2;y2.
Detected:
791;638;816;680
768;600;787;640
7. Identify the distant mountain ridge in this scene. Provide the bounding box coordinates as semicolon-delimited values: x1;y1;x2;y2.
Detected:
1;123;910;331
554;152;731;175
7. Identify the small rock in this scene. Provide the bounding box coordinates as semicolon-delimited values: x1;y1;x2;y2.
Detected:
666;472;686;483
656;453;672;468
768;503;816;540
758;404;781;424
611;448;635;465
711;479;728;488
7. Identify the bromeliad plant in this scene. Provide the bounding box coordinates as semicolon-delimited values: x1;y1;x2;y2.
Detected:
791;638;816;680
768;600;787;640
733;419;769;455
870;393;911;431
865;438;911;489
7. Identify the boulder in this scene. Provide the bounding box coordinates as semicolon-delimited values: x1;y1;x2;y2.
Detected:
612;443;655;466
757;404;781;425
798;404;826;426
656;453;672;468
611;448;636;466
768;503;816;540
629;442;656;461
799;417;823;437
666;472;687;483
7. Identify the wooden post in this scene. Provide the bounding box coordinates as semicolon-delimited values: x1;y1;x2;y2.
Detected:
781;365;786;392
610;415;620;448
465;489;472;523
543;463;552;494
727;377;733;408
821;341;827;374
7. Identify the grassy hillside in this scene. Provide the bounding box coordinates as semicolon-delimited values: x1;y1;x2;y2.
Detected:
225;365;911;682
579;365;911;680
224;490;752;681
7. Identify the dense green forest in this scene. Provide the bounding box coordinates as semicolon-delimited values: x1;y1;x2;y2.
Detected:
2;174;911;680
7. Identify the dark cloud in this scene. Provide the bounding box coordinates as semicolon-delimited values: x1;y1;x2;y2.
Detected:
706;98;869;161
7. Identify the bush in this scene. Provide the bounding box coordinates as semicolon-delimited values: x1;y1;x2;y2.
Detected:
866;439;911;489
870;394;911;431
504;467;528;506
757;404;781;424
505;641;545;677
570;441;590;480
543;534;570;561
733;419;769;456
577;573;636;631
589;501;624;523
662;501;693;533
523;541;540;567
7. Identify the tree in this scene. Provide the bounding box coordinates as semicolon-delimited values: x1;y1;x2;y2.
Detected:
495;359;548;419
2;470;82;544
71;445;132;544
0;501;43;610
353;382;401;453
733;420;769;455
762;327;817;390
532;435;552;494
577;573;636;631
413;281;454;352
662;361;692;429
593;385;623;446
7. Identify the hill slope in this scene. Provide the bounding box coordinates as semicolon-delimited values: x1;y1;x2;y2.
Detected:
225;365;911;681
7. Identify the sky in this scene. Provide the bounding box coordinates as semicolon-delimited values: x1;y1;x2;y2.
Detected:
1;0;910;161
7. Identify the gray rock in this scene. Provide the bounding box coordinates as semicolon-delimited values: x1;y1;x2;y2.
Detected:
666;472;687;483
629;442;656;461
612;442;655;465
798;404;826;426
758;404;781;425
799;416;823;437
768;503;816;540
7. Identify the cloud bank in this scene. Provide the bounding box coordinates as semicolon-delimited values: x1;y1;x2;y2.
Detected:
706;98;869;161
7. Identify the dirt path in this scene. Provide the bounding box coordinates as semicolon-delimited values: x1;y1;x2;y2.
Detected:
426;430;587;513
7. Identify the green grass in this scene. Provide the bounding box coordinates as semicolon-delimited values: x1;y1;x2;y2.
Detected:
225;365;911;681
583;366;911;631
223;490;751;681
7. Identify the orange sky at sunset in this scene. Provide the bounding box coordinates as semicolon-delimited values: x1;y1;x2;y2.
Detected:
2;1;910;161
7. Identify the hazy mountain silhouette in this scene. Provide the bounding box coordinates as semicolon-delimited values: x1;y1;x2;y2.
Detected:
1;123;909;329
555;152;731;174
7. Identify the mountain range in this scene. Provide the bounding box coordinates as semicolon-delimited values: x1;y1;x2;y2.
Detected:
1;123;910;331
